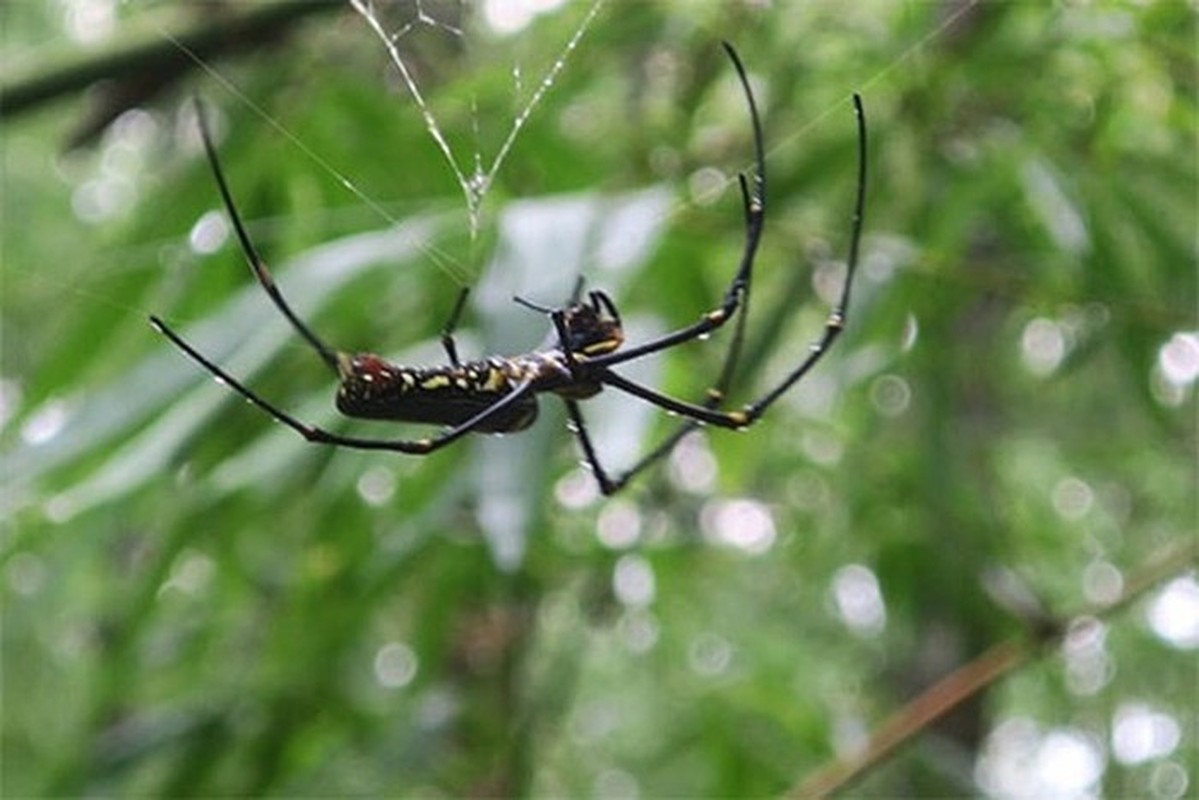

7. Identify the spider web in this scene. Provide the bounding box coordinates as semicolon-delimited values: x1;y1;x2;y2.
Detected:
6;0;1010;522
349;0;605;245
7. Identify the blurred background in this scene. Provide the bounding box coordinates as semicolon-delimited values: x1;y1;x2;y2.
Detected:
2;1;1195;796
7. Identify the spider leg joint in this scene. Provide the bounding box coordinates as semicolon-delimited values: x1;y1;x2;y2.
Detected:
728;409;751;428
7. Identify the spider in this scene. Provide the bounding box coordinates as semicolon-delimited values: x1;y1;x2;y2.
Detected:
150;43;867;496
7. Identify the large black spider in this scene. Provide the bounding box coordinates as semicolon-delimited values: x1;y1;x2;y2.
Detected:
150;43;867;496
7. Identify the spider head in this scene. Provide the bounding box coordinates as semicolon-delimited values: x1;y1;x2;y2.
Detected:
561;290;624;356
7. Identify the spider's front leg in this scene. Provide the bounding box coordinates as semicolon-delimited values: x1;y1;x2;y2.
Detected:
563;398;623;496
438;288;471;367
549;307;582;372
534;290;630;495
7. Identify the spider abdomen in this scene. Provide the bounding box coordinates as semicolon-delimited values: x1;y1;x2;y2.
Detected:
336;353;539;432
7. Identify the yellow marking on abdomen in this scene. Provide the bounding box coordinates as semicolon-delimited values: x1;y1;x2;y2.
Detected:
483;368;507;392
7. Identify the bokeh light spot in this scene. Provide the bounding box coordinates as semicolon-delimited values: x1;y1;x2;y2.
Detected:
374;641;418;689
613;554;655;608
597;499;642;549
700;498;776;555
1021;317;1066;376
1146;576;1199;649
831;564;887;637
1112;702;1181;765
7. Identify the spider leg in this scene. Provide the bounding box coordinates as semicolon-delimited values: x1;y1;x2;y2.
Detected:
512;275;587;317
598;368;752;429
586;92;866;492
585;276;751;494
550;307;580;370
555;43;763;494
736;92;867;423
513;295;554;314
564;376;727;496
195;97;341;375
150;315;537;455
439;287;471;367
600;274;854;439
584;41;764;370
590;296;834;492
561;399;621;496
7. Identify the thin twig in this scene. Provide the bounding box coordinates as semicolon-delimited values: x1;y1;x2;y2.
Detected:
790;538;1198;798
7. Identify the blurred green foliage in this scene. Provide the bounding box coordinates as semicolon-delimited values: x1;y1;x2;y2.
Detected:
2;2;1195;797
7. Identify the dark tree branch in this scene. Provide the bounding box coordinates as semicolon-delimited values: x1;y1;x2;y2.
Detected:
1;1;342;147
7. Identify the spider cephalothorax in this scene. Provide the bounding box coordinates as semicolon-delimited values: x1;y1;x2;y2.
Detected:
557;290;624;357
150;43;867;495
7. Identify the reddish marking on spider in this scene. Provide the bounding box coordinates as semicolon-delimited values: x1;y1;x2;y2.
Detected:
351;354;393;378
